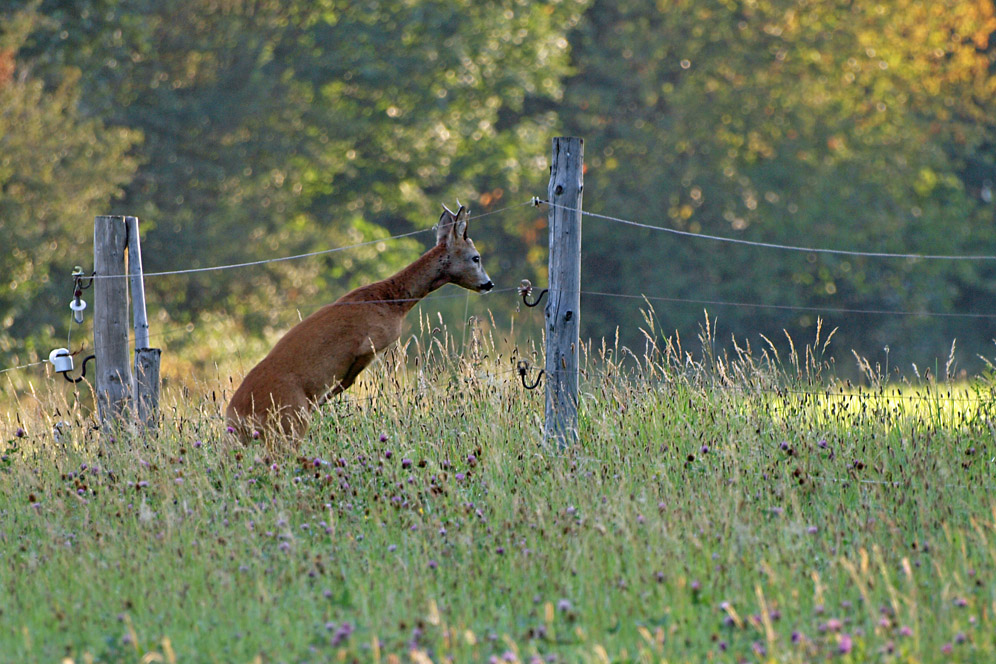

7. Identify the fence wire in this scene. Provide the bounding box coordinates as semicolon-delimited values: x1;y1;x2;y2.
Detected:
542;200;996;262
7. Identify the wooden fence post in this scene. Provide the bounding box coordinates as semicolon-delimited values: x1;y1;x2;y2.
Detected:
545;136;584;447
94;215;132;426
126;216;161;428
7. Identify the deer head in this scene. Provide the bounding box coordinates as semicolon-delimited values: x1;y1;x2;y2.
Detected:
436;204;493;293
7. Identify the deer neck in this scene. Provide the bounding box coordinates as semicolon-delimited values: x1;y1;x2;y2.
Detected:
384;244;450;313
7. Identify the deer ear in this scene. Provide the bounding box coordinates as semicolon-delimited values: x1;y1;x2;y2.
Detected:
455;205;469;240
436;206;456;246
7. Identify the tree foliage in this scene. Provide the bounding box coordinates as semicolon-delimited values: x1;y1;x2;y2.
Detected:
565;0;996;370
0;6;139;363
3;0;996;377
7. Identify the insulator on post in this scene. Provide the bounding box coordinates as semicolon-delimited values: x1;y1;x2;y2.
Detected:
70;298;87;324
48;348;74;374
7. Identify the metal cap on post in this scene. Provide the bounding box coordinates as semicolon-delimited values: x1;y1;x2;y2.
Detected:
545;136;584;447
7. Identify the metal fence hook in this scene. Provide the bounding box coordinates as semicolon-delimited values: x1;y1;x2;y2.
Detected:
72;266;95;291
519;279;548;308
62;354;95;384
517;360;544;390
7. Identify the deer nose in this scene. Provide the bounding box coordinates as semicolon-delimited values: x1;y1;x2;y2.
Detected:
480;280;494;293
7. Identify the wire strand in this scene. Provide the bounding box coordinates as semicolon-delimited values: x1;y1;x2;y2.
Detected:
91;200;538;280
541;200;996;262
578;289;996;320
0;360;48;376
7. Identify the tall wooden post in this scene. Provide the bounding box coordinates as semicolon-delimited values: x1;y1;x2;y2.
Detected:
127;216;161;427
94;215;132;425
545;137;583;447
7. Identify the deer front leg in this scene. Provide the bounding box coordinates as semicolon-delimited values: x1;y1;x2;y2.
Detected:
318;352;375;405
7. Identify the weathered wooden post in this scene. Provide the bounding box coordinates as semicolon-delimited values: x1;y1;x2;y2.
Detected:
126;216;161;427
545;137;583;447
94;215;133;426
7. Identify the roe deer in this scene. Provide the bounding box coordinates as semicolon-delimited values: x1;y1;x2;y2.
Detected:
226;204;492;441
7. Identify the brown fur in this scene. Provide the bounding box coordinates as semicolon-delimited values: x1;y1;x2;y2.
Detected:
226;205;491;441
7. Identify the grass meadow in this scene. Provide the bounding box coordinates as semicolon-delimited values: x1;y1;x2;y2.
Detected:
2;319;995;663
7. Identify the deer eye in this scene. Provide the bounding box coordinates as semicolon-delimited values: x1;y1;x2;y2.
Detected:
472;255;481;263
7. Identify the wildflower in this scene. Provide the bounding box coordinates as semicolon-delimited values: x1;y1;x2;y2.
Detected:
808;525;819;534
14;427;25;438
384;450;393;459
401;458;412;469
496;546;505;555
252;430;260;440
388;544;397;552
455;472;466;481
700;445;709;454
467;454;477;466
780;441;789;451
791;631;801;643
380;433;389;442
226;426;235;434
428;559;437;569
941;643;953;654
898;625;913;637
194;440;203;448
838;633;853;655
954;597;968;608
557;599;572;612
818;439;828;449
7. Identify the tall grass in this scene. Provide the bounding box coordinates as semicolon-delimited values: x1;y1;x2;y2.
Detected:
2;317;994;663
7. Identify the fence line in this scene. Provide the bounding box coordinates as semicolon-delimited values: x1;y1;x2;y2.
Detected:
0;360;49;376
90;200;537;280
578;289;996;320
7;192;996;376
541;200;996;262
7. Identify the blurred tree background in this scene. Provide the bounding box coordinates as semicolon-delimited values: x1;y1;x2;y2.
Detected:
2;0;995;386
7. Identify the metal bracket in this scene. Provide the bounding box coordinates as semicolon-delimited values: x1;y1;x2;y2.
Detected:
60;353;96;384
519;279;548;308
517;360;544;390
